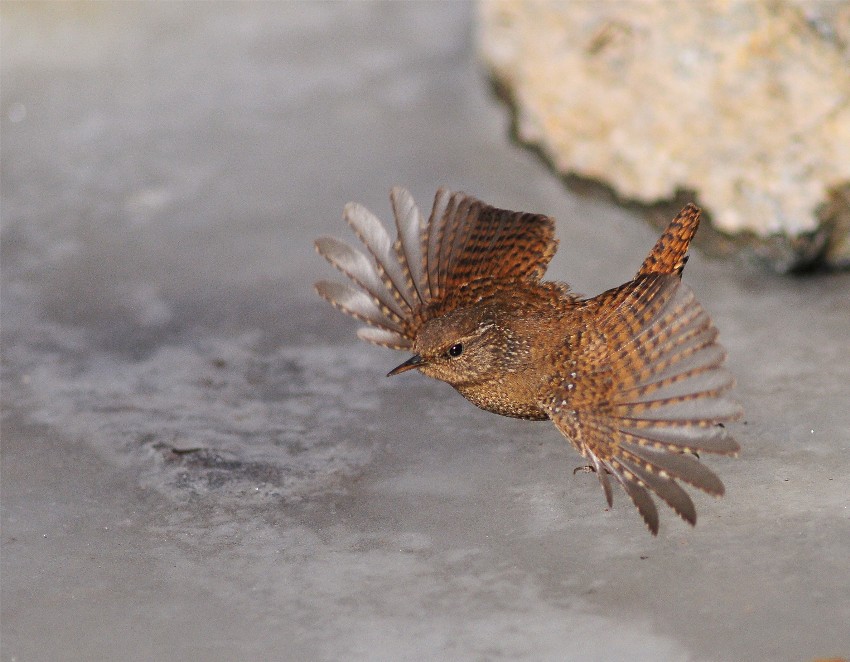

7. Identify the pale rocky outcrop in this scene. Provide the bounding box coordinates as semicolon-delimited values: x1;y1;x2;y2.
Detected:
478;0;850;270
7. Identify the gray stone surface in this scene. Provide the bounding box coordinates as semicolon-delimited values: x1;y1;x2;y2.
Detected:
1;3;849;661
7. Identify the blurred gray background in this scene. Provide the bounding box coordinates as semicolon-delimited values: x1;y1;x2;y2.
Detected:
2;3;848;661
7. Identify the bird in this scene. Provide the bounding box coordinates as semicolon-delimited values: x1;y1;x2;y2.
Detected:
314;187;741;534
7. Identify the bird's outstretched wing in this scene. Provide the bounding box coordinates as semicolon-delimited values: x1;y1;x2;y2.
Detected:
315;187;557;348
542;273;741;534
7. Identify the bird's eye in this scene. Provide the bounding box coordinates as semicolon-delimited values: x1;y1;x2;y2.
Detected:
448;343;463;358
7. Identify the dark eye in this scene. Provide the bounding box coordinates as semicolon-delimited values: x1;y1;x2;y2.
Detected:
448;343;463;358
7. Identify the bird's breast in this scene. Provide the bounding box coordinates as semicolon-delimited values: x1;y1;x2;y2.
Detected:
454;378;549;420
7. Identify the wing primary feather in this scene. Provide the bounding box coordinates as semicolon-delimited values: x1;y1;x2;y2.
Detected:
425;188;451;301
356;327;413;349
436;193;460;296
314;281;403;334
616;365;733;403
437;192;467;296
314;236;407;322
390;187;427;306
614;394;742;424
620;443;727;496
616;424;740;455
545;268;739;532
442;194;476;293
344;202;417;312
610;461;660;535
589;451;613;507
618;456;697;525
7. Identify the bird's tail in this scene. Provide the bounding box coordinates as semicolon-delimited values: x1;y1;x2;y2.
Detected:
636;203;701;278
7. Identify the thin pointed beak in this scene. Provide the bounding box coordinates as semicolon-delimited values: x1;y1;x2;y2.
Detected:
387;354;424;377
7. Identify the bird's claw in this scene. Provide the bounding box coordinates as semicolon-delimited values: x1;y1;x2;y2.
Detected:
573;464;613;475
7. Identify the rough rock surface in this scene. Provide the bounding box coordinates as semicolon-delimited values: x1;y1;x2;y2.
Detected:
478;0;850;270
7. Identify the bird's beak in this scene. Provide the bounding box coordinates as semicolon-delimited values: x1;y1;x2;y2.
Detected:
387;354;424;377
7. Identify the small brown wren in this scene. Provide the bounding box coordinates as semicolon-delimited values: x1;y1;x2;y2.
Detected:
315;188;741;534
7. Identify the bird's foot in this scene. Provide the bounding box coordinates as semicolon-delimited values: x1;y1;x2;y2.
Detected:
573;464;612;475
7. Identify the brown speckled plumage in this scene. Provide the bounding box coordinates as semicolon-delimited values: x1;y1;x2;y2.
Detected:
315;188;741;534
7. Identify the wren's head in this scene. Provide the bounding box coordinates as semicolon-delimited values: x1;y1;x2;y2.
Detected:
387;303;510;386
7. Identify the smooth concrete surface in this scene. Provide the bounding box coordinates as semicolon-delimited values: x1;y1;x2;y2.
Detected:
2;3;849;661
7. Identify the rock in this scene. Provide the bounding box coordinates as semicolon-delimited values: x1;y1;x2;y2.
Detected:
478;0;850;271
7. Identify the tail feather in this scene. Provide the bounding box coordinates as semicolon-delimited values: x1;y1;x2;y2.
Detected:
637;203;701;277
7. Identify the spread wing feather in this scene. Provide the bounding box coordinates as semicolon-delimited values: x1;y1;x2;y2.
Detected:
617;454;696;526
314;281;404;334
545;274;740;534
343;202;419;313
356;327;413;350
425;188;451;302
390;187;426;303
315;187;558;346
314;236;409;323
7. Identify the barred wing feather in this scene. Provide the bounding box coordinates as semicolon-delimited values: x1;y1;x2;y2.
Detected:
545;275;741;534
